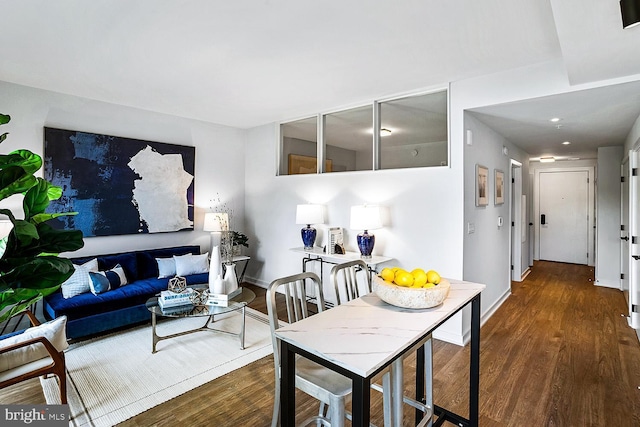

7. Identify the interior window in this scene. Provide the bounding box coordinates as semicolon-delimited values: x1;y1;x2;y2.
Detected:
324;105;373;173
280;117;318;175
379;91;448;169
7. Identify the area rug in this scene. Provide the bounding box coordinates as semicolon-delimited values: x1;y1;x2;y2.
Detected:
41;308;273;427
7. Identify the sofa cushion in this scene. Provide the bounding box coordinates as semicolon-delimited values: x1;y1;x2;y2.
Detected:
97;252;138;283
174;253;209;276
0;316;68;373
137;246;201;279
61;258;99;299
44;273;209;321
89;272;111;295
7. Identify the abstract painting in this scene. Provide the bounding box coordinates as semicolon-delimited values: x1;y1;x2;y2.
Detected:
44;127;194;237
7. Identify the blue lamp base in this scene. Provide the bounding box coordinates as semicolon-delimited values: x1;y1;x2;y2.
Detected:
301;225;317;250
356;230;375;259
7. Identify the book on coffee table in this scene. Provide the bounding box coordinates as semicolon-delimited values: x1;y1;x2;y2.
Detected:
207;287;242;307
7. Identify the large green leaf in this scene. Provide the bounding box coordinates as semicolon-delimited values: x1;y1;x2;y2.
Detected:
0;114;9;125
0;133;8;144
0;256;75;293
23;178;52;218
31;211;78;225
0;150;42;174
0;167;38;201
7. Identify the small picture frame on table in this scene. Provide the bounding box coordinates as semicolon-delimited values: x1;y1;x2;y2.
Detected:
476;164;489;207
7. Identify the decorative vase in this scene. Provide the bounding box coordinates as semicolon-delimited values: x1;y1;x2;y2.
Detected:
211;273;225;294
223;263;238;294
209;245;221;286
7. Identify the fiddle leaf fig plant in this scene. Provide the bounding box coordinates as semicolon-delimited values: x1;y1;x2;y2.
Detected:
0;113;84;322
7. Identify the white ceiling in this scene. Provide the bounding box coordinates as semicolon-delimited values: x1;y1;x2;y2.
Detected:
0;0;639;157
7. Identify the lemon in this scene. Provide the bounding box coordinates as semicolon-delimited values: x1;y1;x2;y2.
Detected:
394;271;414;287
423;282;436;288
380;268;395;282
411;269;428;287
426;270;441;284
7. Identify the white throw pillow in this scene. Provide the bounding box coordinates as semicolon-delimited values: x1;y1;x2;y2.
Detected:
61;258;99;299
174;253;209;276
0;316;68;373
156;254;192;278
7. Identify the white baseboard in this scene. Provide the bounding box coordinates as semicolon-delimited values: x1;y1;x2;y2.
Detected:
433;329;465;346
636;328;640;344
595;281;620;289
451;288;512;347
520;268;531;281
243;276;268;288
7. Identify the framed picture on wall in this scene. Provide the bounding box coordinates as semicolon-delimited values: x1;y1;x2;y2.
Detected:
476;164;489;207
495;169;505;205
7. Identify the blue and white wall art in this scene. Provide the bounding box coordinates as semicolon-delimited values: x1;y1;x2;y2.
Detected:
44;127;195;237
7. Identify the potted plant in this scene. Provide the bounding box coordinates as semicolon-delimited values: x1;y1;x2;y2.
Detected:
231;231;249;256
0;114;84;323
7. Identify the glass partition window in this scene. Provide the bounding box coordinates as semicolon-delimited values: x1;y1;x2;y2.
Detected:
280;117;318;175
278;89;448;175
324;105;373;173
379;91;448;169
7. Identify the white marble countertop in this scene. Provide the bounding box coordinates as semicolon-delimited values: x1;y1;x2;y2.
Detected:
290;246;392;266
275;279;485;378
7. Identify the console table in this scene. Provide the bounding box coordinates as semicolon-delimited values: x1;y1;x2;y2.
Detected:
290;247;392;281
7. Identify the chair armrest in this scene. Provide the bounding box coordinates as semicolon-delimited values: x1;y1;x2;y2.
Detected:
0;335;64;366
24;310;41;327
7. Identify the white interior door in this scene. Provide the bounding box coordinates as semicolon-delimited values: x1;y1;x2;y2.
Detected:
622;157;630;294
511;163;522;281
539;170;589;264
629;150;640;330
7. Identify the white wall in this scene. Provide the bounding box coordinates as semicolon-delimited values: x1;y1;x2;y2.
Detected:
0;80;245;258
463;113;530;321
244;114;467;343
596;146;624;288
625;114;640;152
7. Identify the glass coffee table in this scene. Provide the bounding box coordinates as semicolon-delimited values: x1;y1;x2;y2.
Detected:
145;286;256;353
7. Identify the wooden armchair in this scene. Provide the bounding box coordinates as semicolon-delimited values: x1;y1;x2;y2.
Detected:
0;311;68;404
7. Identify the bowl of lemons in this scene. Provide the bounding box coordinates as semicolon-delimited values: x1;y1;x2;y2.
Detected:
373;267;450;309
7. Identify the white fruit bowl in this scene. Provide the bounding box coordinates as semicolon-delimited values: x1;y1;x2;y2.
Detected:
372;275;450;309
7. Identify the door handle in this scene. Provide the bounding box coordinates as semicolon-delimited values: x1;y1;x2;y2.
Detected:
541;214;546;225
622;236;629;241
633;255;640;261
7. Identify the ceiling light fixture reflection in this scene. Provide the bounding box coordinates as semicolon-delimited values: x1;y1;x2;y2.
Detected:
562;141;571;145
539;157;556;163
380;128;392;137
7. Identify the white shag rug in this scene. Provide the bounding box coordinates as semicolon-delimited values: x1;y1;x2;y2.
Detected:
41;308;273;426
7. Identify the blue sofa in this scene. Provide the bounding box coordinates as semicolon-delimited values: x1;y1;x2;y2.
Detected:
43;245;208;340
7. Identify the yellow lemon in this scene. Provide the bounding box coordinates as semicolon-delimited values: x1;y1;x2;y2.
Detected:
380;268;395;282
411;269;428;287
394;269;408;279
423;282;436;288
426;270;441;284
394;271;414;287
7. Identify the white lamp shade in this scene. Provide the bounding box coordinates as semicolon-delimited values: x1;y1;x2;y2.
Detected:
296;204;324;225
203;212;229;232
350;205;382;231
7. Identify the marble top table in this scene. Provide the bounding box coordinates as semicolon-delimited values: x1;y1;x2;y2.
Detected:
275;279;485;427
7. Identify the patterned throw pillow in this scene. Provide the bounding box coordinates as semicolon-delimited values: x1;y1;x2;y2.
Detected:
61;258;99;299
88;264;128;295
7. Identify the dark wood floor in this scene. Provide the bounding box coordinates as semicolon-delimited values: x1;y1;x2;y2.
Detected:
3;261;639;426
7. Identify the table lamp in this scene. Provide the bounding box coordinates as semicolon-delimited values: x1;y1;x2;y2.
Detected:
350;205;382;259
296;204;324;250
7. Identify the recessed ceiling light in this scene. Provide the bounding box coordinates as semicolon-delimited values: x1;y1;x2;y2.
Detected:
380;128;392;137
562;141;571;145
550;117;561;123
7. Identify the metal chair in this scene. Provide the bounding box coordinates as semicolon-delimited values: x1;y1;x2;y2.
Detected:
267;272;352;427
330;260;434;427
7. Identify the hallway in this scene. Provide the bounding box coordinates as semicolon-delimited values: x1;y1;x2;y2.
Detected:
433;261;640;426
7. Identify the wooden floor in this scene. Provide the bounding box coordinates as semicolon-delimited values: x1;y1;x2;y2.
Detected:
3;261;640;426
